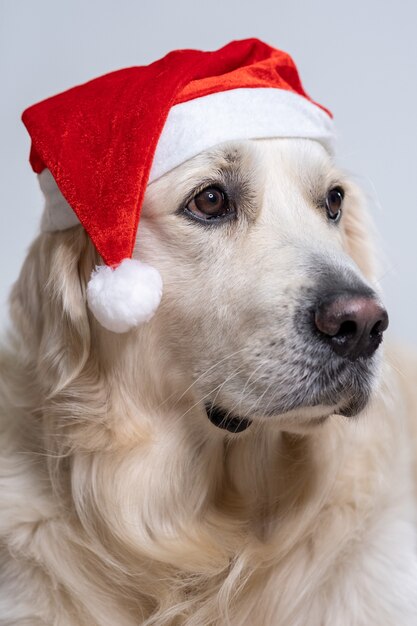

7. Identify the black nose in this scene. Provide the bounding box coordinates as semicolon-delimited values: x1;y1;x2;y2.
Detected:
314;294;389;360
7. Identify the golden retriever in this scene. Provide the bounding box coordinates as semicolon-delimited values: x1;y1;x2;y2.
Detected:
1;138;417;625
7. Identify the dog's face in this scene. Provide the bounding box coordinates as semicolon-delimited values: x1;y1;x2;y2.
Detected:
134;138;387;432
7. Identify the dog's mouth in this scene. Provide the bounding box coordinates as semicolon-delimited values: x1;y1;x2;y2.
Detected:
204;356;376;433
205;402;337;434
205;397;363;434
205;403;252;433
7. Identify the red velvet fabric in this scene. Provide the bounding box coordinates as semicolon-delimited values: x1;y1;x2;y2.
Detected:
22;38;331;267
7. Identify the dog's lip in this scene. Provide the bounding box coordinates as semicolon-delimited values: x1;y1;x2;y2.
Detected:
205;403;252;433
261;402;340;421
205;401;338;433
334;396;369;418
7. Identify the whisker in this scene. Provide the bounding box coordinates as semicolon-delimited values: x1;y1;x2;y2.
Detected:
247;376;278;417
225;363;271;419
210;366;247;409
172;366;247;424
155;346;250;410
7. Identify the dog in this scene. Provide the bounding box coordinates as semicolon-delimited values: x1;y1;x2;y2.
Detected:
1;137;417;625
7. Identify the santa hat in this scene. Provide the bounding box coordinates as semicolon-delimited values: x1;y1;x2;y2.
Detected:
22;38;334;333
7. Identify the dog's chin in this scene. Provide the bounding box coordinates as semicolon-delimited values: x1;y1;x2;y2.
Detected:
205;402;335;435
205;387;372;434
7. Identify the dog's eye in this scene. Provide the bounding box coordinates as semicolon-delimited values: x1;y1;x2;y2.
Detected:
326;187;344;222
184;186;234;222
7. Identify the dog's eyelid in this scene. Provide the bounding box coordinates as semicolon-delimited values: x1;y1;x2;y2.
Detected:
327;178;347;194
182;206;237;226
330;183;345;195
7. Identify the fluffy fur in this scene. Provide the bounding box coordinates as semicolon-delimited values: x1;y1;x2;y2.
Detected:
1;138;417;625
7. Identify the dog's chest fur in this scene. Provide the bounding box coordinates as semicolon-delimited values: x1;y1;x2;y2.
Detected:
1;354;417;626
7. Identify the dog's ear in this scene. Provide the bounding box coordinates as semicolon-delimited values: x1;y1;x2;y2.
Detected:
341;182;378;283
10;227;97;395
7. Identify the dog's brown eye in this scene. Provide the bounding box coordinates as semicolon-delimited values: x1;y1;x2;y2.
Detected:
326;187;344;222
185;186;233;222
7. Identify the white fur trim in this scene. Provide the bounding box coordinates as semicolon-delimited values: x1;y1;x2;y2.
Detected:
38;87;334;232
149;87;335;181
86;259;163;333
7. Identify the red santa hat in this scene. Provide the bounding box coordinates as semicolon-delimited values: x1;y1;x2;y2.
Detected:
22;38;334;333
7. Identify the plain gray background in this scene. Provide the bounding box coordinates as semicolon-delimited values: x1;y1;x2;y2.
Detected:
1;0;416;346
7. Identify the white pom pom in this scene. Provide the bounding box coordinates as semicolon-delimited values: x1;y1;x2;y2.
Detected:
86;259;163;333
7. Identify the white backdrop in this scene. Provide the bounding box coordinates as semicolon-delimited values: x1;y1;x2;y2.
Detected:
1;0;416;346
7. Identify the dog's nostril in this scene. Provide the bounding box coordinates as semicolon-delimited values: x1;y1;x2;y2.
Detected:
314;293;388;361
370;319;383;337
336;320;357;340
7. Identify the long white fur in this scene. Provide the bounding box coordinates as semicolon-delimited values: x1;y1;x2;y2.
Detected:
1;138;417;625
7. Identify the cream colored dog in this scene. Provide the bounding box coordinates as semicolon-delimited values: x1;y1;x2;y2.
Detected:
1;138;417;625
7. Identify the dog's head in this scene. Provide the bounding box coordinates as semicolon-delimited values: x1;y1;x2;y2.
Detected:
129;137;387;431
12;137;387;435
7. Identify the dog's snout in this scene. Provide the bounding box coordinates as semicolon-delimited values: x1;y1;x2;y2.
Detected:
314;293;389;360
